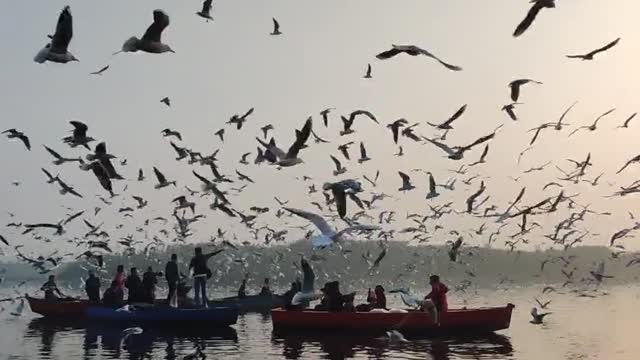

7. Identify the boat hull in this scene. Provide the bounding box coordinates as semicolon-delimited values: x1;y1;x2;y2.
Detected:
271;304;514;336
26;296;90;318
210;295;284;312
86;305;239;326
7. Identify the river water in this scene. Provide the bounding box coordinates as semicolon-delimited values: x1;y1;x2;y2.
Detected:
0;285;638;359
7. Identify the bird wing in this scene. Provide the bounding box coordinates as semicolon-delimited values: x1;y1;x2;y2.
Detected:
142;10;170;43
442;104;467;127
286;117;312;159
44;146;62;159
398;171;411;186
513;2;543;37
272;18;280;32
417;47;462;71
429;174;436;193
617;155;640;174
376;47;403;60
51;6;73;53
505;106;517;121
336;224;381;238
589;37;621;56
424;138;455;156
350;110;379;124
153;167;167;183
202;0;213;12
70;121;88;137
330;155;343;170
510;82;521;102
284;208;333;235
359;142;368;158
332;188;347;218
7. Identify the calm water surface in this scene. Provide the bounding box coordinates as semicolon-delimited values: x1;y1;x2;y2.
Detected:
1;286;639;359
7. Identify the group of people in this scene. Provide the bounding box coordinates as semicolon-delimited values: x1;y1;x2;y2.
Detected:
237;277;272;298
40;247;223;308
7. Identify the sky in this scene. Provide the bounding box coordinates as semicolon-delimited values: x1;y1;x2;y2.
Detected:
1;0;640;258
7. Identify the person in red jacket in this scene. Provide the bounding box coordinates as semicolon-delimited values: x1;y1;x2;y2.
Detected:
425;275;449;313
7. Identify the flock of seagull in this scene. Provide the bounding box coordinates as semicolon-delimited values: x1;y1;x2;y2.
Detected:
1;0;639;329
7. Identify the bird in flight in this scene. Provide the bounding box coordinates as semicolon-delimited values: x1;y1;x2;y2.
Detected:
34;6;78;63
90;65;110;76
117;10;174;54
363;64;372;79
271;18;282;35
2;129;30;151
196;0;213;22
513;0;556;38
509;79;542;102
427;105;467;129
568;108;615;137
567;38;621;60
376;44;462;71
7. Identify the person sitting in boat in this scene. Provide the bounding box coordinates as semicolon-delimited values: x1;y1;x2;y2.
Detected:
259;278;272;296
84;270;101;303
165;254;180;304
40;275;64;301
357;285;388;312
282;281;300;310
423;275;449;322
142;266;159;303
102;280;124;308
125;267;143;303
316;281;354;312
238;278;247;299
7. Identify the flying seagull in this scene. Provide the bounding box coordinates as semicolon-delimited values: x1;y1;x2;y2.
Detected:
424;126;502;160
34;6;78;63
425;173;440;200
118;10;174;54
616;154;640;175
153;167;176;189
2;129;30;150
358;142;371;163
323;180;364;219
509;79;542;102
363;64;372;79
376;45;462;71
256;117;312;167
427;104;467;129
196;0;213;21
567;38;621;60
63;121;94;150
568;108;615;137
284;208;379;248
530;307;551;324
513;0;556;38
90;65;109;76
617;113;637;129
271;18;282;35
160;97;171;107
398;172;415;192
502;103;521;121
330;155;347;176
387;119;409;144
161;128;182;141
320;108;335;127
227;108;255;130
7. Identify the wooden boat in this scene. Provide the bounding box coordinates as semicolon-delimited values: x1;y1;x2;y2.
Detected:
85;304;239;326
271;304;514;336
210;294;285;312
26;296;90;318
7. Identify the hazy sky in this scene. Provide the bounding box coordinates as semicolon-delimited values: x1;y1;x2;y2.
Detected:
1;0;640;258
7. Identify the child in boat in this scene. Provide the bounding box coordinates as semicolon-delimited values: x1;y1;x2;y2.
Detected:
357;285;387;311
41;275;64;301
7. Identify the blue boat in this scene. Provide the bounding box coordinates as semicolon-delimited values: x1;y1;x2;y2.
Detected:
86;305;238;326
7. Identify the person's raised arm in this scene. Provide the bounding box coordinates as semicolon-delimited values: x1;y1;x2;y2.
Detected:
205;249;225;260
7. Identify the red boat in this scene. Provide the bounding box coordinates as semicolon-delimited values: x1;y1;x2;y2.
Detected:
26;296;90;318
271;304;514;336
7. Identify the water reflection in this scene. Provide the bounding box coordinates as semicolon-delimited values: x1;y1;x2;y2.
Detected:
26;318;239;360
272;332;513;360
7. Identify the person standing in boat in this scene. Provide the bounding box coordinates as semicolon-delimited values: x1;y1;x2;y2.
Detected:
102;280;124;308
238;278;247;299
125;267;143;303
259;278;272;296
165;254;180;304
188;247;223;307
113;265;126;291
40;275;64;301
423;274;449;323
142;266;159;303
84;270;101;303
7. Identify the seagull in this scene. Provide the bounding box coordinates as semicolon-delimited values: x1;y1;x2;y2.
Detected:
170;142;189;161
34;6;78;63
261;124;274;139
425;173;440;200
81;162;114;196
535;298;552;309
2;130;30;150
121;327;143;346
466;181;486;213
340;110;379;136
387;119;409;144
161;128;182;141
196;0;213;21
568;108;616;137
215;129;225;142
153;167;176;189
427;104;467;129
567;38;621;60
530;307;551;324
386;330;409;343
43;146;82;165
502;103;521;121
513;0;556;38
160;97;171;107
56;177;82;198
376;45;462;71
192;171;230;204
617;113;637;129
132;196;148;209
137;169;145;181
256;117;312;167
398;172;415;192
330;155;347;176
590;261;613;283
86;142;124;179
236;170;254;183
358;142;371;163
468;145;489;166
323;179;364;218
270;18;282;35
118;10;174;54
337;142;354;160
172;196;195;213
509;79;542;102
363;64;372;79
424;126;502;160
617;154;640;174
320;108;335;127
90;65;109;76
227;108;254;130
63;121;94;150
284;208;379;248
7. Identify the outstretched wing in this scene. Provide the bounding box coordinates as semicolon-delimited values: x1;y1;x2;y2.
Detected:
51;6;73;54
142;10;170;43
417;47;462;71
376;47;402;60
513;2;543;37
286;117;312;159
153;167;167;183
284;207;333;235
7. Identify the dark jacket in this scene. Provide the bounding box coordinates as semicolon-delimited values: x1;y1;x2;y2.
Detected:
125;274;142;302
85;276;101;302
165;261;179;283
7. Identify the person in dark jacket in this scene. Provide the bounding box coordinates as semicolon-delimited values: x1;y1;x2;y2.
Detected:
125;267;142;303
238;278;247;298
165;254;180;303
188;247;224;307
259;278;272;296
142;266;159;303
282;282;300;310
85;271;101;303
41;275;64;301
102;281;124;308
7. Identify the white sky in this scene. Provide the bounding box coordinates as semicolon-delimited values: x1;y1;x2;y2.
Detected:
1;0;640;258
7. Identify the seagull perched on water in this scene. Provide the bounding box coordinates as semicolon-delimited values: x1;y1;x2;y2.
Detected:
284;208;380;248
567;38;621;60
118;10;174;54
2;129;30;150
34;6;78;64
376;45;462;71
196;0;213;21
